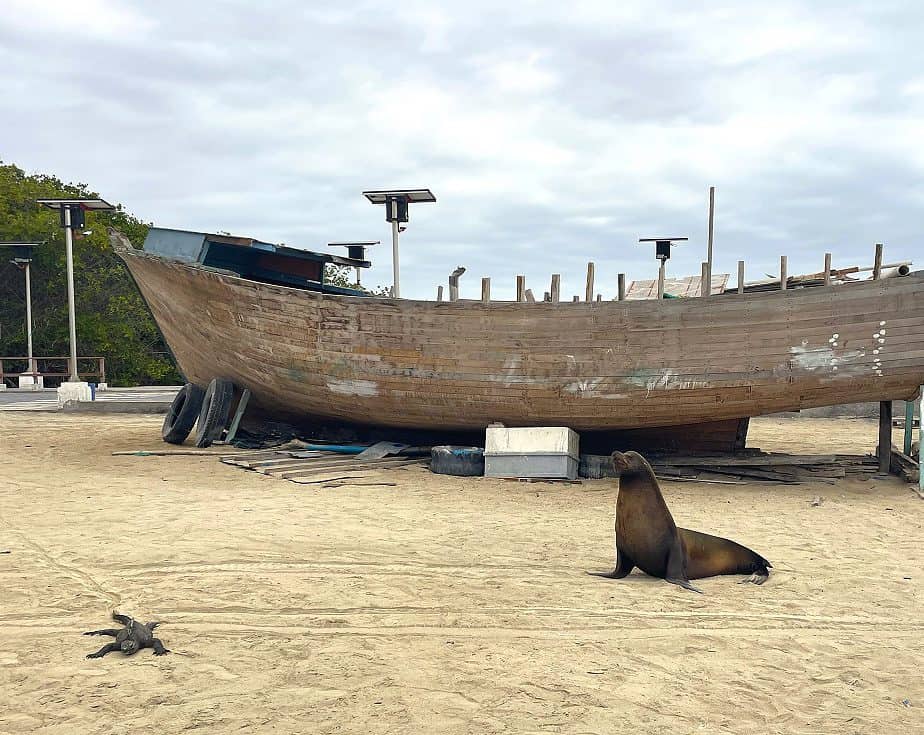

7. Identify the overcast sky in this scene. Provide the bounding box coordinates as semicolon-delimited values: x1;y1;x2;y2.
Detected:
1;1;920;299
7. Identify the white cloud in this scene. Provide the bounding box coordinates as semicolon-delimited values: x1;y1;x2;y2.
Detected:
0;0;920;299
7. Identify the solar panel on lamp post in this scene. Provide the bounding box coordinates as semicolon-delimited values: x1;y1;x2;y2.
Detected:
362;189;436;298
639;237;689;299
326;241;379;286
36;199;114;384
0;243;41;387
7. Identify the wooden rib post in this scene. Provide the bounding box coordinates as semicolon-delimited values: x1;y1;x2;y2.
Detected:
878;400;892;474
657;260;666;299
617;273;625;301
572;295;580;302
525;288;536;303
585;262;595;302
873;243;883;280
737;260;745;294
824;253;832;286
449;282;459;302
701;262;709;297
481;277;491;304
706;185;715;292
596;294;602;302
780;256;788;290
516;275;526;302
550;274;560;303
437;285;444;302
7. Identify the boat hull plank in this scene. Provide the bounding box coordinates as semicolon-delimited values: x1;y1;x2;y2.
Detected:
120;248;924;432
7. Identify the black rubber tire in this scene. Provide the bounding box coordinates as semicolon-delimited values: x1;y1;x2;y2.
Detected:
162;383;205;444
579;454;618;479
194;378;235;448
430;446;485;476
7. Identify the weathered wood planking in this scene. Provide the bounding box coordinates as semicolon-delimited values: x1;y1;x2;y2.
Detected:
119;245;924;432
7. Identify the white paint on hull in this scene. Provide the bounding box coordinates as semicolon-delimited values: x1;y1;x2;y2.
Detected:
326;378;379;397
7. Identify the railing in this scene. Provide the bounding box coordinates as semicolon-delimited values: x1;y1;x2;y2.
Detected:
0;357;106;388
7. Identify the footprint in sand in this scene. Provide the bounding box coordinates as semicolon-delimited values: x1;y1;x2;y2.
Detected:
191;663;239;680
77;668;110;676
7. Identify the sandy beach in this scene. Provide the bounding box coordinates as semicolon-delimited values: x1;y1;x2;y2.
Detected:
0;413;921;734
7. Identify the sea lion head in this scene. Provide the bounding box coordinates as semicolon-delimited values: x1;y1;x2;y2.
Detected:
610;450;652;477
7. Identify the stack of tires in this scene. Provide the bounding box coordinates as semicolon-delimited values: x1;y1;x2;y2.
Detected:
161;377;236;448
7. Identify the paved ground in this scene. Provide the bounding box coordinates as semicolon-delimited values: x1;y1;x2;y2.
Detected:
0;386;180;412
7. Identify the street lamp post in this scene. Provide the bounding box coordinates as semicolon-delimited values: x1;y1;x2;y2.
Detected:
362;189;436;298
36;198;114;386
1;242;41;387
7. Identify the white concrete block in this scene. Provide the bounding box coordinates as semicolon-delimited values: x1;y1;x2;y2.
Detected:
96;383;108;391
57;381;93;407
485;426;579;457
18;374;44;389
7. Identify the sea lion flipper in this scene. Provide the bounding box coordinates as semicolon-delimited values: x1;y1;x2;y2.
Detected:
665;536;701;593
738;571;769;585
665;577;703;594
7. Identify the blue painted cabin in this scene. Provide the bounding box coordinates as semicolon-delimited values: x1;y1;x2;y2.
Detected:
141;227;369;296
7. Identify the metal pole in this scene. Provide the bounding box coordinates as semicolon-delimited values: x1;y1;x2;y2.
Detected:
64;206;79;381
390;219;400;298
24;261;35;378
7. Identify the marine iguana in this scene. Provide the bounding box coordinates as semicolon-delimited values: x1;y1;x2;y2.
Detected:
84;612;169;658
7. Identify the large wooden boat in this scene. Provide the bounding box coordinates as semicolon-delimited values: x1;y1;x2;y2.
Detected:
114;233;924;448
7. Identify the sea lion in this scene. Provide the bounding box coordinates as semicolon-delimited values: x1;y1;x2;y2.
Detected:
590;450;771;593
84;611;169;658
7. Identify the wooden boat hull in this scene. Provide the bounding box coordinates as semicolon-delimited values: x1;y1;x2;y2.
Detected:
120;247;924;432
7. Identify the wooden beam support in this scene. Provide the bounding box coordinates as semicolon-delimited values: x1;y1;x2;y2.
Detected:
596;294;602;302
436;285;443;302
879;399;892;474
617;273;626;301
780;256;788;290
481;277;491;304
585;262;595;302
525;288;536;303
701;262;709;297
543;291;551;302
657;260;666;299
737;260;745;294
550;274;560;303
824;253;832;286
572;295;580;302
449;283;459;302
516;275;526;302
873;243;883;280
905;398;915;456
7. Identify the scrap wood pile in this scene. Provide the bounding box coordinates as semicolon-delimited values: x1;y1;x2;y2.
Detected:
220;441;430;486
581;452;878;484
651;453;879;484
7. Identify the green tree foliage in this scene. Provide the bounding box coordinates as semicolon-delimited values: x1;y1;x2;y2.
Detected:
324;264;390;296
0;162;180;386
